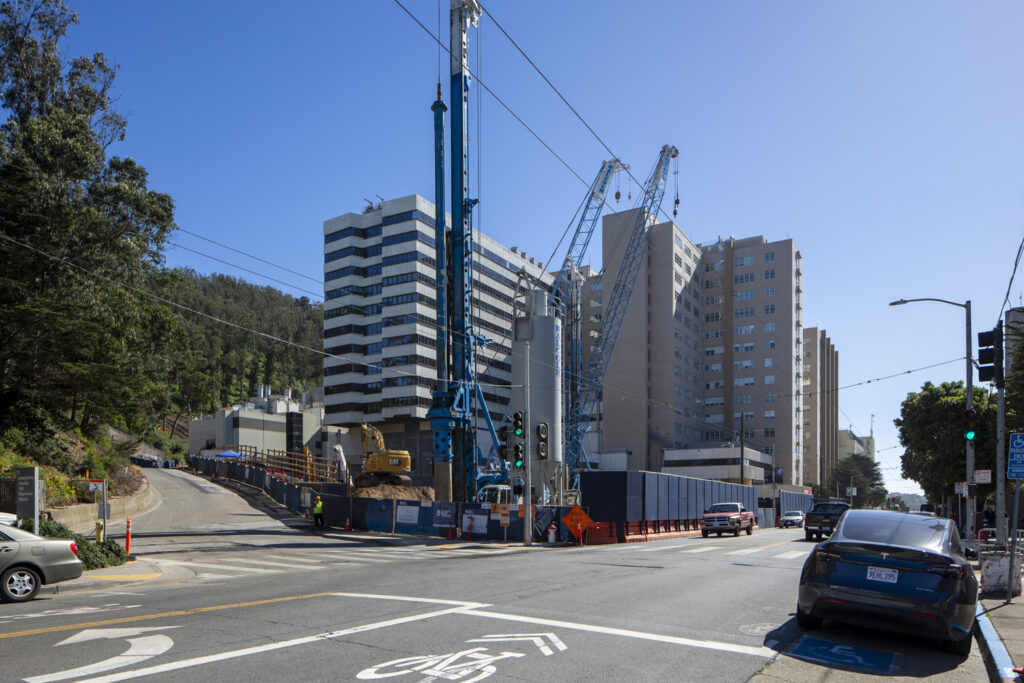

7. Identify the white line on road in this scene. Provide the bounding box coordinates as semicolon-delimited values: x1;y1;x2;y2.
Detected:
150;560;275;574
316;552;397;564
680;546;721;554
453;608;775;659
725;547;764;556
263;555;324;565
214;558;319;570
773;550;807;560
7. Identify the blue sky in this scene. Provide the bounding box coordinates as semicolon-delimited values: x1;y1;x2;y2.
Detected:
65;1;1024;495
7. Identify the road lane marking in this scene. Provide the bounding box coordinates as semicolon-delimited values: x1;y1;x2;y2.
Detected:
0;593;336;640
264;555;323;565
725;547;763;556
215;558;318;569
680;546;721;553
453;609;775;658
74;601;491;682
318;552;395;563
150;560;275;574
773;550;807;560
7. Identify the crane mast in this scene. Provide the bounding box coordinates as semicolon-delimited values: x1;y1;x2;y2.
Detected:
429;0;484;503
565;145;679;483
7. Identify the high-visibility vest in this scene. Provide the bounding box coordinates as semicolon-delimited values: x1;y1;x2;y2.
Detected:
314;500;323;514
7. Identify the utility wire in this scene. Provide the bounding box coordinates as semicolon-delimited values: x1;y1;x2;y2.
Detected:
174;227;322;284
998;233;1024;324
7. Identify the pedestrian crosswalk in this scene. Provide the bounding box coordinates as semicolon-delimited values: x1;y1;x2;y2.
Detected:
148;544;519;581
583;536;814;565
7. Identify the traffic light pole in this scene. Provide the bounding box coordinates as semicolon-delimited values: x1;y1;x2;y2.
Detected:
524;341;532;547
965;300;975;547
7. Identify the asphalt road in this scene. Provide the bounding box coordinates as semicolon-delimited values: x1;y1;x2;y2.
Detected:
0;471;989;681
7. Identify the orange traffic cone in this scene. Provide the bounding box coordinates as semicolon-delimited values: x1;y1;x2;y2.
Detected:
345;518;351;531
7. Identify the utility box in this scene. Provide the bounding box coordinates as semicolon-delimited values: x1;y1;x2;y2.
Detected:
980;552;1021;596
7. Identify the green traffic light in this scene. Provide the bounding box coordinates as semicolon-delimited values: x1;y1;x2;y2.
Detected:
965;429;976;441
514;427;523;437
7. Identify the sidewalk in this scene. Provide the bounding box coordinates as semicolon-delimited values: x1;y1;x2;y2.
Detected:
979;596;1024;682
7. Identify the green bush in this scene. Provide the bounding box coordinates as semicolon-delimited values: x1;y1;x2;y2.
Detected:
20;517;128;570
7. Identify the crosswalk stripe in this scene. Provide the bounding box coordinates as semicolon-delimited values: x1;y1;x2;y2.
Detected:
220;558;318;569
153;559;276;574
773;550;807;560
264;555;323;565
318;552;395;564
681;546;720;554
725;547;764;556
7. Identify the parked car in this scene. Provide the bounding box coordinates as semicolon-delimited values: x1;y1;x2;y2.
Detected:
0;513;15;527
701;502;755;537
780;510;805;528
796;509;978;656
0;524;83;602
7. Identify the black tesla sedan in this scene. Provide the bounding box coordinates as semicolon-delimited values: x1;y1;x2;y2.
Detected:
796;509;978;655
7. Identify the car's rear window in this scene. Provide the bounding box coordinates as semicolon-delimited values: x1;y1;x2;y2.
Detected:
810;504;848;514
784;511;803;516
0;525;41;541
839;514;948;549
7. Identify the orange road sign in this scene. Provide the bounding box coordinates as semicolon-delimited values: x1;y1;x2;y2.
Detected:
562;505;592;541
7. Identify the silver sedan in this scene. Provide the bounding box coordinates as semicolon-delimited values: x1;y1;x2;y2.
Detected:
0;524;83;602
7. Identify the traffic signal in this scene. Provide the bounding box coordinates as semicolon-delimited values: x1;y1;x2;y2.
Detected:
497;426;509;461
513;442;525;468
536;422;549;459
964;408;977;441
512;411;525;438
978;323;1004;387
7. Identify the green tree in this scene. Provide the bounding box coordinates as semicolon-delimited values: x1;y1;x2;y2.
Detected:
826;453;886;508
895;381;997;506
0;0;179;443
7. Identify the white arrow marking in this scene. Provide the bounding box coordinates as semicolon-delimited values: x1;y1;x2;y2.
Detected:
466;633;567;656
25;627;179;683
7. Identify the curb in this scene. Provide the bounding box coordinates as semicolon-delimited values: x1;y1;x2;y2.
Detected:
977;602;1018;683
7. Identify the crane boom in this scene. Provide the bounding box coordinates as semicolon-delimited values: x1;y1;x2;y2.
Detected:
565;145;679;477
550;159;625;312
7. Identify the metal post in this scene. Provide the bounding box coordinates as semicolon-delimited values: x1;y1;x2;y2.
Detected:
965;300;975;546
102;480;107;541
998;383;1007;546
1008;479;1020;603
524;341;533;547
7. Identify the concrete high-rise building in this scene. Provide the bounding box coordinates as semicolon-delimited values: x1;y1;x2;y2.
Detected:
801;327;838;486
838;429;875;462
322;194;551;478
582;209;705;472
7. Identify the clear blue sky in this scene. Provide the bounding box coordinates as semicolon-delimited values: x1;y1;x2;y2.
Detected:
66;1;1024;495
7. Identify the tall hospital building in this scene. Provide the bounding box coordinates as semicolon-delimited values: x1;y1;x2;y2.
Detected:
323;197;837;487
321;195;550;479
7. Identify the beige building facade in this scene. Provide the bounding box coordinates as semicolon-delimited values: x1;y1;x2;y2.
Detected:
801;327;839;486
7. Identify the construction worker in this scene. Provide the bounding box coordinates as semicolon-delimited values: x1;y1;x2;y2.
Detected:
313;496;324;528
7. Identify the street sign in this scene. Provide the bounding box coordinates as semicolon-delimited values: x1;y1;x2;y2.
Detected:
497;503;510;527
975;469;992;484
1009;434;1024;480
88;480;105;493
97;503;111;520
846;487;857;497
561;505;592;542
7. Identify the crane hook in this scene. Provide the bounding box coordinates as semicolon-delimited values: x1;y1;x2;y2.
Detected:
615;190;621;202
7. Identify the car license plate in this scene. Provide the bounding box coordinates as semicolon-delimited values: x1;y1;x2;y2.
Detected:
866;566;898;583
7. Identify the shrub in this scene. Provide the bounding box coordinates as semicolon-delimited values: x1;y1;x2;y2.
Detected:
20;517;128;570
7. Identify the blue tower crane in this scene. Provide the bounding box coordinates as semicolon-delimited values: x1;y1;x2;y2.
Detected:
428;0;491;504
565;145;679;484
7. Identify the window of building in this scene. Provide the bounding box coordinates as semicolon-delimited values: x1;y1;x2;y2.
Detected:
734;256;754;267
674;273;683;285
684;245;691;257
765;357;775;367
764;251;775;262
735;325;755;336
735;377;756;387
706;380;725;390
674;366;682;377
734;307;754;319
736;394;753;404
705;312;721;322
766;340;775;350
735;289;754;301
589;282;603;292
685;264;692;275
674;234;683;248
764;375;776;385
703;279;721;289
674;254;683;267
764;322;776;332
705;363;723;372
706;414;724;423
589;298;602;307
674;347;683;360
764;304;775;315
764;428;776;437
705;396;725;407
764;287;775;297
734;272;755;284
764;268;775;280
764;410;776;420
705;346;724;356
734;342;754;353
705;329;725;339
734;359;754;370
765;393;776;402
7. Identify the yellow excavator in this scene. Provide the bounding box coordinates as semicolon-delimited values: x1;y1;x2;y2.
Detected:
353;423;413;487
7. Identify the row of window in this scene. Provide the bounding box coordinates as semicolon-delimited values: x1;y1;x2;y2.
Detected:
705;410;777;422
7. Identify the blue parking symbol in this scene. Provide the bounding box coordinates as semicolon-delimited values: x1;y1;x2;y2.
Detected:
1009;434;1024;480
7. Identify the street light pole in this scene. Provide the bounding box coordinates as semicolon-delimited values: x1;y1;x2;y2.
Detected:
890;297;975;545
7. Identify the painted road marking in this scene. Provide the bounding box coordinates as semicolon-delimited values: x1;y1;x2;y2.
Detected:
89;574;162;582
681;546;721;554
0;604;141;624
26;627;181;683
773;550;807;560
467;633;568;656
60;593;772;682
150;560;275;574
317;552;395;564
262;555;323;565
217;558;317;570
725;547;764;556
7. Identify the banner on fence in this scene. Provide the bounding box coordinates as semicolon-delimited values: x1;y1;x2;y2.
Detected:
396;502;420;525
432;502;456;528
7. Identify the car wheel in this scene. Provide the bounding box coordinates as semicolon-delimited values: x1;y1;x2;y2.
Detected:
805;529;813;541
795;606;822;630
942;632;973;657
1;566;40;603
746;522;753;535
701;530;709;538
734;525;741;537
716;532;722;537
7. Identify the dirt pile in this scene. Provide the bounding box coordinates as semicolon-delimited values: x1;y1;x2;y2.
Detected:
350;484;434;501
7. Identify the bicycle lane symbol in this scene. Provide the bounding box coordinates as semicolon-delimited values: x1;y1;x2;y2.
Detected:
356;647;525;682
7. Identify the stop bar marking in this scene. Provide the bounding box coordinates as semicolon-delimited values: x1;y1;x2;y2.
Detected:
65;592;773;682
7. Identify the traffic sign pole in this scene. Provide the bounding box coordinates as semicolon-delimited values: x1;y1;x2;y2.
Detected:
1007;434;1024;603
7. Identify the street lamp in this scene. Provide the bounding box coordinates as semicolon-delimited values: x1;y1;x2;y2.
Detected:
889;297;976;545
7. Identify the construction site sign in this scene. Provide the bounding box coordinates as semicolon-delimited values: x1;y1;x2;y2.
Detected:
562;505;592;541
497;503;510;527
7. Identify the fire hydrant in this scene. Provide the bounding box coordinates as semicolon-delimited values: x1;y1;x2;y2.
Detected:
548;523;557;544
